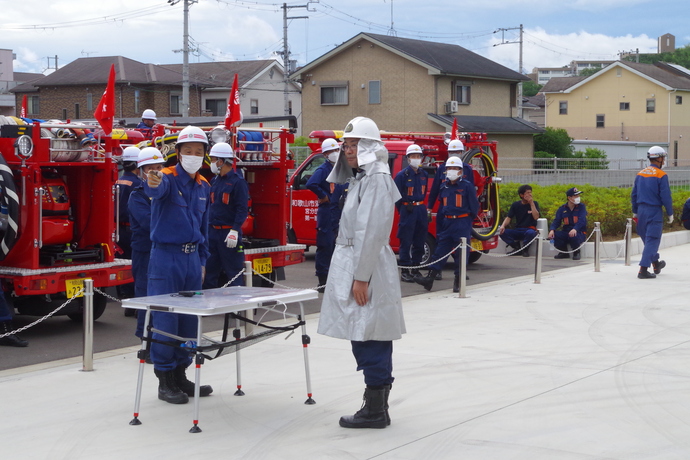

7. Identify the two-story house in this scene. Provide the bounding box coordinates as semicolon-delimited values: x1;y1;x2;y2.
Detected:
542;61;690;164
291;33;543;157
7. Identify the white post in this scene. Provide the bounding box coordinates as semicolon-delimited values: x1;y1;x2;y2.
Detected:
624;218;632;266
459;237;467;298
594;222;601;272
82;279;94;372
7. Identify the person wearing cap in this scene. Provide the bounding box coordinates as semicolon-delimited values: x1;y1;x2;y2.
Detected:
631;145;674;279
136;109;157;129
145;125;213;404
318;116;405;429
202;142;249;289
548;187;587;260
394;144;429;283
306;138;343;291
416;156;479;293
116;146;141;310
498;184;540;257
128;147;166;340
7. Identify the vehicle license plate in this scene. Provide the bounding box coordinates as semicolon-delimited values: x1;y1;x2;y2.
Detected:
253;257;272;275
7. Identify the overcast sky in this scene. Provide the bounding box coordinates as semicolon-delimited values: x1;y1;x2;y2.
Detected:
3;0;687;77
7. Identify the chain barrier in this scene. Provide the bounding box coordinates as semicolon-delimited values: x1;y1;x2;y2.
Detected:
600;225;629;260
221;268;247;288
0;288;85;339
95;287;121;303
481;233;541;258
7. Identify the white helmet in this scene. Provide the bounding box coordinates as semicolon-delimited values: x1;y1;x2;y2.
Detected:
448;139;465;152
445;156;463;168
209;142;234;159
406;144;423;156
138;147;165;167
321;138;339;154
141;109;157;120
647;145;667;159
122;146;141;163
342;117;381;141
176;126;208;146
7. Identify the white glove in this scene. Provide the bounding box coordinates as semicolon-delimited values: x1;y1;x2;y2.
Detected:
225;229;239;248
668;215;674;224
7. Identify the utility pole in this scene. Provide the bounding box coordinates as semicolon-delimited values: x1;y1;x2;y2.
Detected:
46;55;59;72
169;0;196;117
494;24;524;118
280;2;317;116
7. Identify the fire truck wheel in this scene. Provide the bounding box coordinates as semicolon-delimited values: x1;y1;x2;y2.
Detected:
468;251;483;264
0;151;20;260
67;292;108;323
418;234;437;266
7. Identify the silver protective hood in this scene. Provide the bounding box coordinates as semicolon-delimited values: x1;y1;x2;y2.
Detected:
327;138;389;184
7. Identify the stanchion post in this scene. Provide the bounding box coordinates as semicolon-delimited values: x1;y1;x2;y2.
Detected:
534;228;543;284
243;261;254;336
244;260;253;287
624;218;632;266
82;279;94;372
459;237;467;298
594;222;601;272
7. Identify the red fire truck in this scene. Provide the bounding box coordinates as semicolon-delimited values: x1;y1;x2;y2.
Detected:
288;130;501;264
136;124;306;286
0;118;134;321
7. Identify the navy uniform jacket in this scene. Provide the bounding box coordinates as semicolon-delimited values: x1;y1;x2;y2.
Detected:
428;162;474;210
116;171;142;224
394;165;428;211
550;203;587;233
631;165;673;216
438;179;479;219
128;185;153;252
306;161;339;230
209;169;249;231
146;163;211;266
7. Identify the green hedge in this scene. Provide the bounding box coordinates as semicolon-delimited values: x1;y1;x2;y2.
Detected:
499;183;687;238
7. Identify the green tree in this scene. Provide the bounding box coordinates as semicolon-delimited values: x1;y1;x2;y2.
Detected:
572;147;609;170
292;136;309;147
579;67;602;77
522;80;542;97
534;127;574;158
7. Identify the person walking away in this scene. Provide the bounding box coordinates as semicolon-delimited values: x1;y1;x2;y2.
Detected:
306;138;341;291
145;126;213;404
415;156;479;293
548;187;588;260
318;117;405;429
631;146;674;279
203;142;249;289
394;144;429;283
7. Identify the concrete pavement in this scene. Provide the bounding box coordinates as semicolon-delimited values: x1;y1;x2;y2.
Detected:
2;234;690;459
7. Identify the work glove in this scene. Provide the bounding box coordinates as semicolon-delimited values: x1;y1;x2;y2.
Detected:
147;170;162;188
632;213;638;225
668;215;674;224
225;229;239;248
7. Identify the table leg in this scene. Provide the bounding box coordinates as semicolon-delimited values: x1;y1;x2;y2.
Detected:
129;308;151;426
189;317;203;433
299;302;316;405
234;316;245;396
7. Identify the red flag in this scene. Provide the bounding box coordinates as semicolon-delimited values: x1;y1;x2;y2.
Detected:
94;64;116;135
451;117;458;140
224;73;241;128
20;95;27;118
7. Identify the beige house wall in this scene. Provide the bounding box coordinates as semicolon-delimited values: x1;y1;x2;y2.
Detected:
435;77;515;117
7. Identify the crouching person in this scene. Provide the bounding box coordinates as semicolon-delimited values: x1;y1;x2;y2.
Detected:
317;117;406;429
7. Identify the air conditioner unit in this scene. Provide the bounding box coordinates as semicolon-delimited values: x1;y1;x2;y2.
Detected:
444;100;458;114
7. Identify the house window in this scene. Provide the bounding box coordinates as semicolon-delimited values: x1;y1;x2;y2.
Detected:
646;98;655;113
74;103;80;119
368;80;381;104
620;102;630;111
134;90;140;114
205;99;226;117
28;96;39;116
616;68;622;77
454;83;471;104
62;108;68;120
320;82;348;105
676;95;683;105
86;93;93;112
288;100;292;115
170;93;181;115
596;114;605;128
559;101;568;115
250;99;259;115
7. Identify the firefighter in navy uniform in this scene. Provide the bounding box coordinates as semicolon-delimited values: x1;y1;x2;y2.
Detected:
116;146;141;312
394;144;428;283
306;138;341;291
128;147;165;339
145;126;213;404
202;142;249;289
416;156;479;293
631;146;674;279
548;187;588;260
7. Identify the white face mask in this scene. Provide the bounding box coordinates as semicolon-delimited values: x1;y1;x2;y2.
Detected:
327;151;339;163
446;170;460;181
409;158;422;169
180;155;204;174
210;161;221;175
573;197;581;205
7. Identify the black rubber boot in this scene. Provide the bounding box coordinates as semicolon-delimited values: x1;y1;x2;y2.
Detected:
638;267;656;279
415;269;438;291
154;368;189;404
400;268;415;283
0;321;28;347
383;384;391;426
317;274;328;293
339;386;388;429
572;250;581;261
653;260;666;274
453;275;460;293
508;242;522;256
173;365;213;397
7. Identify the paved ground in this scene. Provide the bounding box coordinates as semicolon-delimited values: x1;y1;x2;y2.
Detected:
2;235;690;459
